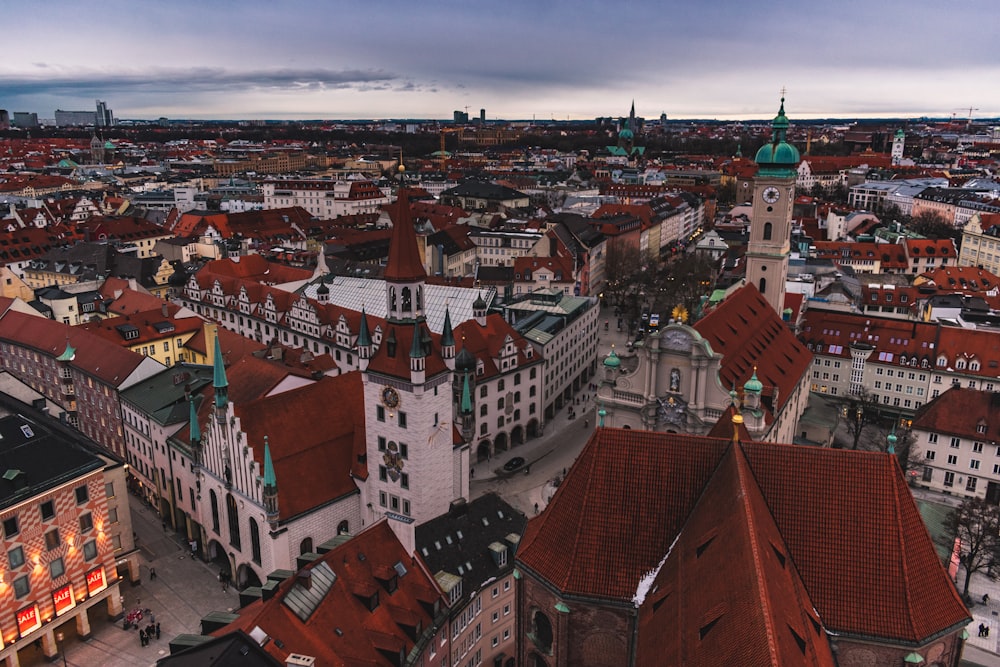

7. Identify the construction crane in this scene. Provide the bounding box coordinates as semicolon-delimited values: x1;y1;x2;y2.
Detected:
955;106;979;130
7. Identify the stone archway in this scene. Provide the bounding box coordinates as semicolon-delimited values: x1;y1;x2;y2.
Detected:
495;431;509;452
527;419;540;438
511;425;525;446
477;440;492;462
206;539;232;578
237;562;262;590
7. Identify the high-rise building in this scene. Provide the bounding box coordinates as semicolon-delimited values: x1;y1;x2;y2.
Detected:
95;100;114;127
54;109;96;126
11;112;39;128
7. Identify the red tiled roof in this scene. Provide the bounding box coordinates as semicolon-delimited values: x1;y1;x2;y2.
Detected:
694;285;811;415
521;427;970;647
636;444;836;666
383;190;427;282
905;238;955;258
919;266;998;293
236;373;365;518
367;322;448;381
799;311;937;366
218;521;444;665
912;387;1000;442
79;306;204;347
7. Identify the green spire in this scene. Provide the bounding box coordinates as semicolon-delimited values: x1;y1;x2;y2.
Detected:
213;332;228;409
357;307;372;348
887;423;898;455
441;305;455;348
189;396;201;445
263;436;276;490
744;367;763;394
598;402;607;427
461;372;473;414
410;323;425;358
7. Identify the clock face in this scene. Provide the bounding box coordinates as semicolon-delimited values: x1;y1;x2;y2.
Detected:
762;187;780;204
381;386;400;409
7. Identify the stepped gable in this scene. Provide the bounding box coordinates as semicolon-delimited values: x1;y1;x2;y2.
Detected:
517;428;730;601
217;521;443;665
694;285;811;415
383;189;427;283
236;373;365;519
741;441;970;643
636;443;835;666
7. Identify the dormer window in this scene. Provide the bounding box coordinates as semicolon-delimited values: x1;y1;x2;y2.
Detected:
937;356;947;368
977;422;988;434
956;359;967;370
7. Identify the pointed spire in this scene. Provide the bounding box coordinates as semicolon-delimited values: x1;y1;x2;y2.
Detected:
441;305;455;348
410;323;426;359
383;186;426;283
212;332;229;412
189;396;201;446
887;423;898;455
461;372;473;415
357;306;372;348
263;436;277;489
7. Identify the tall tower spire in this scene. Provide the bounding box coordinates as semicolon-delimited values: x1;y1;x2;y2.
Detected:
212;332;229;423
384;183;427;324
748;94;799;315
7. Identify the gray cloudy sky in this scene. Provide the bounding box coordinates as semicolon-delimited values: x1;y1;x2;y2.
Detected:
2;0;998;121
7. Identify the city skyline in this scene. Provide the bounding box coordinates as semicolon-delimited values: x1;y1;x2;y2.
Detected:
3;0;1000;122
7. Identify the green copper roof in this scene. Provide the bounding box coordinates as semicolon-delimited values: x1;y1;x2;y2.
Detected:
887;425;898;454
755;96;800;176
603;349;621;368
263;436;276;489
895;128;905;138
357;307;372;348
903;652;924;664
618;127;634;140
744;368;763;393
441;305;455;348
189;397;201;444
461;373;472;414
213;333;228;390
56;341;76;362
410;323;425;358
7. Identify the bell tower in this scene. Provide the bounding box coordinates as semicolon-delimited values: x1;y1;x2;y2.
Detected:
748;95;799;316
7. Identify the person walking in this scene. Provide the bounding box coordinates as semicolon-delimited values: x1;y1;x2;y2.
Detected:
156;622;161;640
139;629;147;646
149;567;156;581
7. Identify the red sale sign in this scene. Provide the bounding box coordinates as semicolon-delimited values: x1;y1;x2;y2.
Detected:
86;567;106;595
53;584;75;616
16;604;40;636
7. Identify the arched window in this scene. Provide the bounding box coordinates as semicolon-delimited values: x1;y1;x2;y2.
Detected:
210;490;220;533
763;222;773;240
226;493;241;549
300;537;313;555
402;287;412;312
415;287;422;310
249;518;261;565
531;609;554;654
389;287;397;311
759;277;767;294
337;520;349;535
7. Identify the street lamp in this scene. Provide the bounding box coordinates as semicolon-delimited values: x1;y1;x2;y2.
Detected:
55;630;68;667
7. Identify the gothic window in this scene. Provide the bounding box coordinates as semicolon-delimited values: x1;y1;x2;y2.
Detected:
226;493;241;549
763;222;773;241
390;287;397;311
210;490;220;533
402;287;412;312
249;518;261;565
530;609;554;654
337;520;349;535
415;287;422;310
300;537;313;555
759;277;767;294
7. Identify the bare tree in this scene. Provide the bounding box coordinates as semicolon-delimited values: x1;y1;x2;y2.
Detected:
842;390;881;450
942;498;1000;601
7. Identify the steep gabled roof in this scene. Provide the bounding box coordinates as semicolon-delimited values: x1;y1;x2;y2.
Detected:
636;443;835;666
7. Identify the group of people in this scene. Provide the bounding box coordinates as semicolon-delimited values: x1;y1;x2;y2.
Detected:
138;621;161;646
978;622;991;637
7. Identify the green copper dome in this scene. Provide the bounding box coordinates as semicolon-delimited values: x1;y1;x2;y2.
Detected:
754;97;800;177
619;127;634;141
603;349;621;368
744;368;763;394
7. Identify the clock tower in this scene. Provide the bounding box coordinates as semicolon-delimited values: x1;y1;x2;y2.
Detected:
747;96;800;316
362;180;468;552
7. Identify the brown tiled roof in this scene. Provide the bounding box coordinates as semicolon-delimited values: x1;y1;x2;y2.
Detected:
236;373;365;519
218;521;444;665
694;285;811;416
520;427;969;648
636;444;835;666
383;190;427;282
912;386;1000;441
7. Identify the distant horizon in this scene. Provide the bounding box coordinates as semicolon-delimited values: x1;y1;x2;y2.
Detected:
4;1;999;122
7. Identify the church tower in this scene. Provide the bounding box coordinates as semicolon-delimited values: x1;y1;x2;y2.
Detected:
747;96;800;316
362;178;468;552
891;128;905;166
